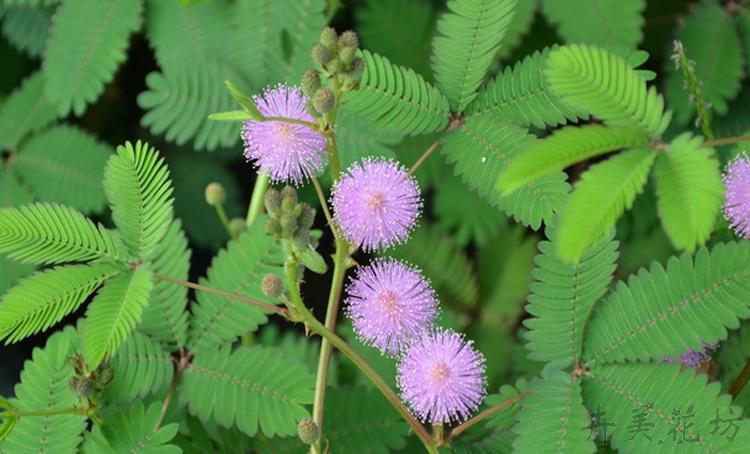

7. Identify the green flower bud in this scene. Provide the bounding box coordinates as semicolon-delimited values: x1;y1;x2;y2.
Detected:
306;99;321;119
346;57;365;80
280;186;298;209
97;367;115;386
338;30;359;49
320;27;338;49
301;70;321;97
204;182;226;206
69;377;95;399
264;188;282;216
339;46;356;65
280;212;298;233
265;217;282;237
313;88;335;114
299;204;315;229
229;218;246;238
311;43;330;67
261;274;284;298
297;419;320;445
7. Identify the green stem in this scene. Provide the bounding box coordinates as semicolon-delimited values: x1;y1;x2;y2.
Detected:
16;406;86;418
448;392;528;441
246;172;270;228
213;204;233;239
311;237;349;438
325;130;341;180
262;116;318;129
728;357;750;398
704;134;750;148
284;264;437;453
310;176;338;239
408;140;441;177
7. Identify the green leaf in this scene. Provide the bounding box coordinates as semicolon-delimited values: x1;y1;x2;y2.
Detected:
385;224;478;309
524;227;618;368
14;125;111;213
2;0;59;6
466;47;586;128
0;165;32;208
323;387;409;453
431;0;518;112
355;0;435;79
299;246;327;274
343;50;450;136
584;242;750;365
653;133;722;252
513;369;595;453
499;125;650;195
494;0;536;61
105;331;174;402
0;3;53;58
188;221;284;352
442;115;570;230
207;110;256;121
82;267;154;369
266;0;327;84
583;363;750;452
139;220;190;349
83;401;180;453
226;0;275;87
223;80;263;118
541;0;646;52
717;322;750;414
335;108;401;169
0;326;86;454
666;1;744;125
434;172;506;247
0;202;124;265
145;0;229;68
42;0;142;116
137;61;246;151
0;255;34;296
0;263;121;344
104;141;174;261
180;345;314;437
484;379;527;431
546;44;671;137
0;72;58;151
557;148;656;263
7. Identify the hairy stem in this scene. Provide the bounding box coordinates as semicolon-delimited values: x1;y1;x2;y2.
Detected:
311;237;349;437
262;116;318;129
408;140;441;176
704;134;750;148
153;273;288;317
448;392;529;441
246;172;270;228
310;176;338;239
155;350;190;430
728;357;750;398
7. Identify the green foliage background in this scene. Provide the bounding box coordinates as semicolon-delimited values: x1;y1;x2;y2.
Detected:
1;0;750;452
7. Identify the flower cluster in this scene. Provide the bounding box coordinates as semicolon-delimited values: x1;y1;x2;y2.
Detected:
664;342;717;369
723;153;750;238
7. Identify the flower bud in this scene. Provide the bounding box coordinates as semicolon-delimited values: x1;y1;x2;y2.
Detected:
338;30;359;49
320;27;338;49
97;367;115;386
69;377;95;399
264;188;282;216
280;186;298;209
301;70;321;97
204;182;226;206
297;419;320;445
280;212;298;234
311;43;330;67
261;274;284;298
313;88;335;114
299;203;315;229
339;46;356;65
265;217;282;237
345;57;365;81
229;218;246;238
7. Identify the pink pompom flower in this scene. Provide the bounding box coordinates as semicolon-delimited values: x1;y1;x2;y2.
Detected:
397;329;486;424
331;158;421;251
345;258;438;356
242;85;326;185
723;153;750;238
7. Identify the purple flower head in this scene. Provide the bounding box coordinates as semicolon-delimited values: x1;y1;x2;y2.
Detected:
242;85;326;185
723;153;750;237
664;343;717;369
345;258;438;356
331;158;421;251
397;329;486;424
